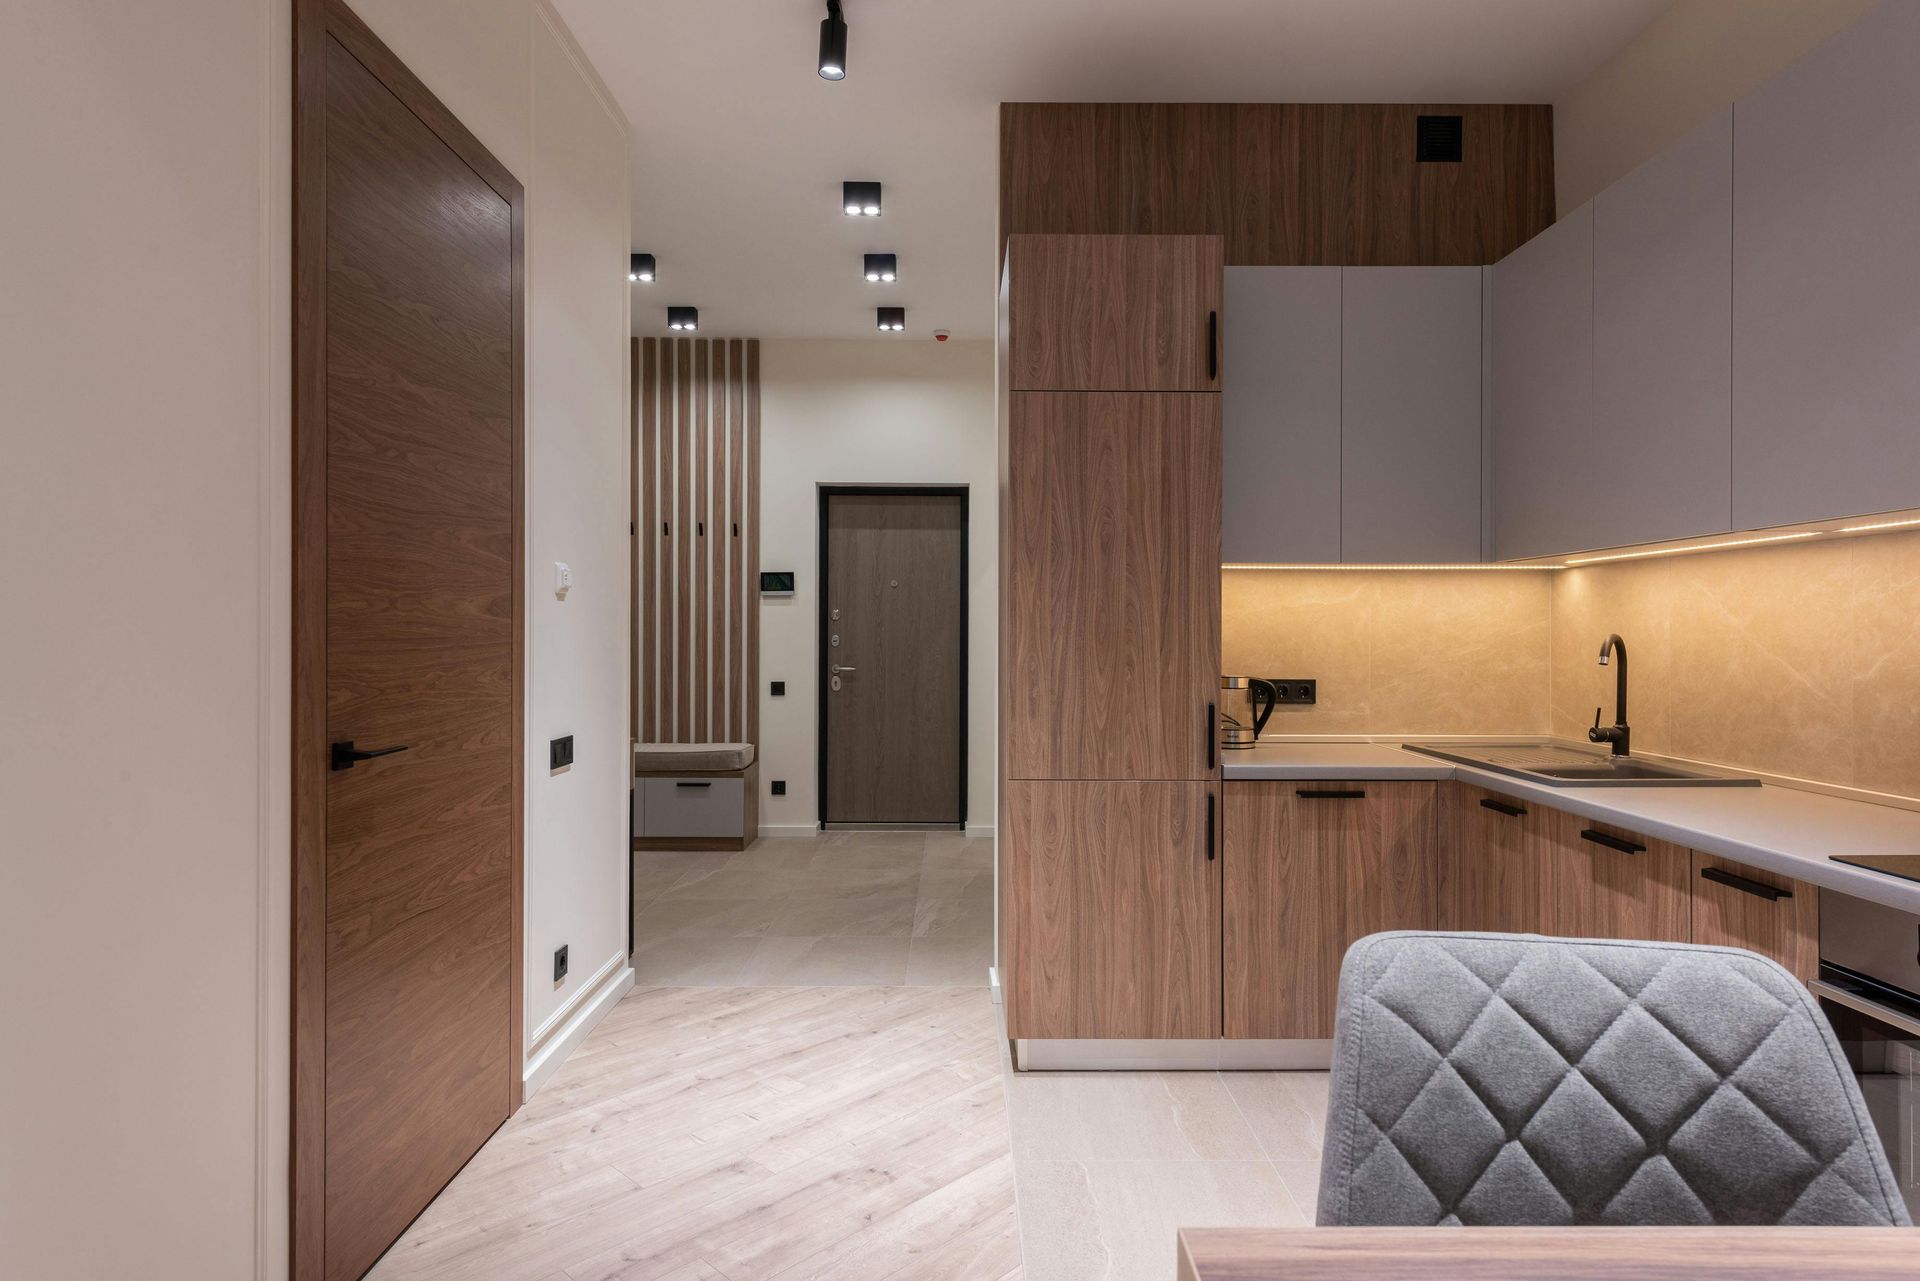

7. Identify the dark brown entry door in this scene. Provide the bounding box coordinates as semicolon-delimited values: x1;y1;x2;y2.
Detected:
822;491;965;824
295;6;522;1279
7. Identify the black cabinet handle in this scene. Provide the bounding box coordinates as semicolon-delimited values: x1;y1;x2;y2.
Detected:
1206;702;1216;771
1207;311;1218;381
330;741;409;772
1581;828;1646;855
1479;797;1527;818
1205;792;1216;862
1701;866;1792;901
1298;788;1367;800
675;781;713;789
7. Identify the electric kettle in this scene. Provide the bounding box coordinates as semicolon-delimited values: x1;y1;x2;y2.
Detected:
1219;675;1277;750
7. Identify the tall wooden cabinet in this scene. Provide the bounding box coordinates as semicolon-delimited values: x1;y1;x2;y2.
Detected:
999;233;1223;1043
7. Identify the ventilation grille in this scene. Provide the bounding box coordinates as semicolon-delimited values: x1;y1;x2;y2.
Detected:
1416;114;1464;163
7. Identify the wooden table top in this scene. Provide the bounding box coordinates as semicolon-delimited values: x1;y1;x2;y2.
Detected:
1177;1227;1918;1280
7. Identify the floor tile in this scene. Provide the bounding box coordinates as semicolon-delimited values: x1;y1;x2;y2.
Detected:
1003;1071;1266;1162
768;890;918;937
738;935;911;985
906;934;994;986
1220;1071;1330;1161
628;933;760;986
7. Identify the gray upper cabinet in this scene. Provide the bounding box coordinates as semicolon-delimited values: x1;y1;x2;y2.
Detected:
1592;108;1733;548
1341;268;1484;563
1223;267;1341;563
1492;203;1594;561
1733;1;1920;529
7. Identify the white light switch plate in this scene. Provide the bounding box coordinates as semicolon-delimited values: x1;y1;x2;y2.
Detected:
553;561;572;598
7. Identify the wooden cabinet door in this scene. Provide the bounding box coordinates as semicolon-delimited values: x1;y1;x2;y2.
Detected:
1732;2;1920;528
1005;234;1224;392
1002;781;1219;1040
1541;812;1690;943
1442;784;1542;933
1490;204;1595;561
1224;782;1437;1040
1691;854;1819;982
1003;392;1221;781
1592;109;1733;547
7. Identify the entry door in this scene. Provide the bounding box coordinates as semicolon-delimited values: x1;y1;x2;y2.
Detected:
821;491;965;824
294;6;522;1279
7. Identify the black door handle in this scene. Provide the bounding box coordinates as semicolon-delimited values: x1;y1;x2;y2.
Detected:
1206;702;1216;771
1479;797;1527;818
331;741;409;772
1207;310;1218;382
1581;828;1646;855
1700;866;1792;901
1298;789;1367;800
1205;792;1215;862
675;781;713;789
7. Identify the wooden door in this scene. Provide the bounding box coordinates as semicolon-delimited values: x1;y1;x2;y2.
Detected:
1001;781;1218;1039
1541;813;1690;943
1442;784;1542;933
294;5;522;1278
1691;854;1819;981
821;490;965;824
1224;782;1437;1039
1003;392;1220;781
1004;234;1224;391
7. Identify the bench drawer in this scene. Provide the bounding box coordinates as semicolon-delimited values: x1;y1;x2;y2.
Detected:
638;776;746;838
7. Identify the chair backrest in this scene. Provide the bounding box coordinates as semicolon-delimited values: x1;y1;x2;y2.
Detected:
1317;931;1910;1228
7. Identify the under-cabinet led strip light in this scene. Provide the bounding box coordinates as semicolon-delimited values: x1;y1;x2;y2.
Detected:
1837;516;1920;534
1222;563;1563;572
1561;531;1818;566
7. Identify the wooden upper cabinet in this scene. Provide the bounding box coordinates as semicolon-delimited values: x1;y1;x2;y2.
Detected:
1690;853;1818;982
1003;391;1221;781
1002;780;1219;1040
1733;1;1920;529
1004;234;1224;392
1224;781;1438;1040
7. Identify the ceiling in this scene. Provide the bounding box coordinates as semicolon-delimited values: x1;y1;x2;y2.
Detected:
554;0;1671;341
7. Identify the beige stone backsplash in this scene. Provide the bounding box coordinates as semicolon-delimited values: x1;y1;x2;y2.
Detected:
1222;527;1920;800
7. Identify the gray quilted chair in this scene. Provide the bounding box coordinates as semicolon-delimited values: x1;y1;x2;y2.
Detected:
1317;931;1910;1228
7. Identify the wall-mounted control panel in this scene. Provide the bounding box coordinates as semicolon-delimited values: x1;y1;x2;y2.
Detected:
553;944;569;984
550;734;575;769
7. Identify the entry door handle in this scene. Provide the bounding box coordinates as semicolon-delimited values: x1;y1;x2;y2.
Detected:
829;664;858;674
331;741;409;772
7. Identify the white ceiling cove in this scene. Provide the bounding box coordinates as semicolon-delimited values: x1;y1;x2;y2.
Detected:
554;0;1670;340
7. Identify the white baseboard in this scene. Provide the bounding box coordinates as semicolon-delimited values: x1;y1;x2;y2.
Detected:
521;956;633;1099
965;823;994;838
988;965;1002;1005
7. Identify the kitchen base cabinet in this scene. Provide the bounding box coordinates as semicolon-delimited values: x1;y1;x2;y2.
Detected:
1001;781;1219;1041
1542;812;1691;944
1223;781;1437;1040
1690;853;1819;982
1443;784;1543;933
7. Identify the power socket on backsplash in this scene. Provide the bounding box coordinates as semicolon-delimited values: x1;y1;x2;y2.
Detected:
1267;678;1317;705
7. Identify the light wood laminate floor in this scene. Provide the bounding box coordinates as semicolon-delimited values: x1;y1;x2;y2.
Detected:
371;831;1327;1281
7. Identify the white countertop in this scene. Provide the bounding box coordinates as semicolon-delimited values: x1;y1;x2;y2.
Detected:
1223;740;1920;916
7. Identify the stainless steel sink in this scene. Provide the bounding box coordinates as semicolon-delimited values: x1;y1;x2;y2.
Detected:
1403;742;1759;788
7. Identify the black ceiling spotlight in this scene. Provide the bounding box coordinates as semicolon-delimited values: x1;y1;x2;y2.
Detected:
667;305;698;331
876;306;905;332
863;253;897;283
629;253;655;283
817;0;847;80
843;180;882;217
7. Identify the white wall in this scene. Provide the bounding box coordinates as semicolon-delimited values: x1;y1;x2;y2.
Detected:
756;340;998;834
1554;0;1876;209
0;0;630;1275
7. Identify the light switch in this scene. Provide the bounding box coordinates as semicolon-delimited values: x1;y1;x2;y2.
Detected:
554;561;573;599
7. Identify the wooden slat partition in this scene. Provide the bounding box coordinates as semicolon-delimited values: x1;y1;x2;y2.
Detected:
633;337;761;746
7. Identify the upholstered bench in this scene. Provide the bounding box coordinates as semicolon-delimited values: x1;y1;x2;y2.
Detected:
631;742;757;851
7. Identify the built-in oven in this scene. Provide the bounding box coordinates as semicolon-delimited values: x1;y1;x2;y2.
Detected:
1815;890;1920;1221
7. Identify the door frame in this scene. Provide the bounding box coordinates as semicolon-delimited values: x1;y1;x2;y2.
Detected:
291;2;526;1277
815;485;969;827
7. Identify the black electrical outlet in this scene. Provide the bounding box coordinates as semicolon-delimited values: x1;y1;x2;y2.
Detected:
553;944;568;984
1267;679;1317;705
549;734;574;769
771;680;785;696
771;779;786;796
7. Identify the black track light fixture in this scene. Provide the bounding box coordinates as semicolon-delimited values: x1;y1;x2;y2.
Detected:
843;180;882;217
629;253;655;283
863;253;898;283
667;306;698;331
818;0;847;80
876;306;905;332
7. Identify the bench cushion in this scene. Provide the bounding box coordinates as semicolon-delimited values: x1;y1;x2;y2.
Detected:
633;742;754;773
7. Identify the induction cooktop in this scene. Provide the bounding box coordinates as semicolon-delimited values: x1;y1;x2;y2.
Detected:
1830;854;1920;884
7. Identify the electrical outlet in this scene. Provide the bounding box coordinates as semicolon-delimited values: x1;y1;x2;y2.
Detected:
549;734;574;770
553;944;568;984
1267;679;1317;705
771;680;785;696
771;779;786;796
